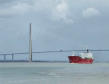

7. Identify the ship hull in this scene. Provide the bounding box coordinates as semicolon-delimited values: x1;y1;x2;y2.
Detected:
68;56;93;64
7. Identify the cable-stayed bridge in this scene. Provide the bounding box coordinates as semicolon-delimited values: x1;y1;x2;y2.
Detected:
0;49;109;62
0;24;109;62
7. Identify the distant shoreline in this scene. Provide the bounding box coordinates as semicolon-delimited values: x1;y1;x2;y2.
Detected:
1;60;109;63
0;60;68;63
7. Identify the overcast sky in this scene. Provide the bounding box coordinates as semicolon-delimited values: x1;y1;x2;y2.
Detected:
0;0;109;61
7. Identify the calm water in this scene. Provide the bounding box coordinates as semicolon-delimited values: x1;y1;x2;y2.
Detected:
0;63;109;84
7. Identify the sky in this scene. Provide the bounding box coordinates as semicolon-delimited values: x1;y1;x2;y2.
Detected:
0;0;109;61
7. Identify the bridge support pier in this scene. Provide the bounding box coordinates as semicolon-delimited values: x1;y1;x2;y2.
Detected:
4;55;6;61
12;53;14;61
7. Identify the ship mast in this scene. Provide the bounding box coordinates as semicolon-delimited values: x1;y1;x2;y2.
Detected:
29;23;32;62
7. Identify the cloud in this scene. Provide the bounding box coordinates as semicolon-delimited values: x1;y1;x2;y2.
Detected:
82;8;100;18
0;0;54;17
12;2;32;13
52;0;74;24
0;1;32;16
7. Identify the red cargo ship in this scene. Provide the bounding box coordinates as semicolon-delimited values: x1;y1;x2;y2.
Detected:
68;51;93;64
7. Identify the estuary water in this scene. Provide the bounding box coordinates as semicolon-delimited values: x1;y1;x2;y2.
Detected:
0;62;109;84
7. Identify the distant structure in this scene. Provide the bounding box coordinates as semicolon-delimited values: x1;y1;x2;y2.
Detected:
29;23;32;62
1;23;109;62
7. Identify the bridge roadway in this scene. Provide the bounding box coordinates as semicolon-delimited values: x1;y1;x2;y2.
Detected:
0;49;109;62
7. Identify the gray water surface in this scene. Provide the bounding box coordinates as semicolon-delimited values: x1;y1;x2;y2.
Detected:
0;63;109;84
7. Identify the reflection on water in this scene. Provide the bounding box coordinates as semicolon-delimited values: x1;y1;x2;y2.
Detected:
0;63;109;84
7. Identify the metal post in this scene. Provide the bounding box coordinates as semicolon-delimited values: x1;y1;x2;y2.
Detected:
29;23;32;62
